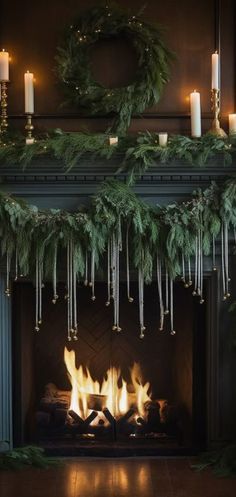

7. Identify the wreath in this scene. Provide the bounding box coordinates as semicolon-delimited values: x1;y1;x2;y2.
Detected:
55;4;173;134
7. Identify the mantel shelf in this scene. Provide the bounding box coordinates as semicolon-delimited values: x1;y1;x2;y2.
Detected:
0;157;235;209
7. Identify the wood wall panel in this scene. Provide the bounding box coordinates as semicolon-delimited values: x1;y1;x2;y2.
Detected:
0;0;235;133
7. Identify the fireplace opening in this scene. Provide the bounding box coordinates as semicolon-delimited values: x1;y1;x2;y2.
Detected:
12;280;206;456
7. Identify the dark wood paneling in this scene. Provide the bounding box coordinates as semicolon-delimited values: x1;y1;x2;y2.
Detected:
0;0;235;133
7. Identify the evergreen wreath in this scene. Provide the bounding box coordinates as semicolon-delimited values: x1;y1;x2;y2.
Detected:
55;4;173;134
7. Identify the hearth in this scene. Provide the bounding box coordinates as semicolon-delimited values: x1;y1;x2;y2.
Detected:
12;280;206;455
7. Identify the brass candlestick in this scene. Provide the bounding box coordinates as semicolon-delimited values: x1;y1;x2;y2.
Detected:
208;88;227;138
0;81;9;136
25;113;34;144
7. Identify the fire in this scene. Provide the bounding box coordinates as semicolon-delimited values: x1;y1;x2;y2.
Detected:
64;347;151;422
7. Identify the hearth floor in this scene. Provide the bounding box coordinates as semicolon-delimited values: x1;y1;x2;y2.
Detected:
0;457;235;497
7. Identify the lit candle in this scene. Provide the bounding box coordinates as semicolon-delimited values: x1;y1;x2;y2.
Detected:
24;71;34;114
109;136;118;145
229;114;236;135
0;49;9;81
190;90;201;137
212;52;219;90
158;132;168;147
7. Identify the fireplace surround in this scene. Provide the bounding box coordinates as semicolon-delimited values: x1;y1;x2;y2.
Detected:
0;157;236;455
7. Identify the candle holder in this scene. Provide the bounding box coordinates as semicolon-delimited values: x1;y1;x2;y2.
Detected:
208;89;227;138
25;113;34;144
0;81;9;137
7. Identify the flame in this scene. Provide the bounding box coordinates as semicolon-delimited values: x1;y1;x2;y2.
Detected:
64;347;151;422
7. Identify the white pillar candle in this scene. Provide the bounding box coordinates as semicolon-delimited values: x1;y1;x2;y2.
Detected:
158;132;168;147
229;114;236;135
190;90;201;138
0;50;9;81
24;71;34;114
212;52;219;90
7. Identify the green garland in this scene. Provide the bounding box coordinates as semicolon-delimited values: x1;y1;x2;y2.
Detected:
121;132;234;183
0;177;236;283
0;446;60;470
0;130;235;177
55;4;173;134
192;444;236;478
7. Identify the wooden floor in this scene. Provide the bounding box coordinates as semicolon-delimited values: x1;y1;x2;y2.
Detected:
0;458;235;497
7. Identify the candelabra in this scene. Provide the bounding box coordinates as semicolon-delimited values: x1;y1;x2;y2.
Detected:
208;89;227;138
0;81;9;137
25;113;34;144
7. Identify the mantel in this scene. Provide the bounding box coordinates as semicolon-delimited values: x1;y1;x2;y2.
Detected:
0;157;235;209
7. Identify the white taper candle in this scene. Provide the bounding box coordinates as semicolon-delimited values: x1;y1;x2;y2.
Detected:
190;90;201;138
0;49;9;81
212;52;219;90
24;71;34;114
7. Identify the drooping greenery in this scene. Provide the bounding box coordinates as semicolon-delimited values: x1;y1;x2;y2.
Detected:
55;4;173;134
0;446;60;470
192;444;236;478
0;177;235;284
0;130;235;176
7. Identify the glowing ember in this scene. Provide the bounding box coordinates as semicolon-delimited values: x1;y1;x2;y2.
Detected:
64;347;151;422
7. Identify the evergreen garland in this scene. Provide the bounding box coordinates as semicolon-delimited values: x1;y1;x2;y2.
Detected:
0;446;60;470
0;130;235;175
0;177;234;283
122;132;234;184
0;177;235;338
192;444;236;478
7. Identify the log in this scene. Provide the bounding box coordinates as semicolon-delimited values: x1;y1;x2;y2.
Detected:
117;408;135;425
36;411;51;427
136;416;146;426
68;410;84;425
39;397;68;413
87;393;107;411
84;411;98;426
54;408;68;427
103;408;116;428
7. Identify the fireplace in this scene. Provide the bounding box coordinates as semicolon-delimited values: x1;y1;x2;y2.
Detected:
12;279;206;455
0;158;235;455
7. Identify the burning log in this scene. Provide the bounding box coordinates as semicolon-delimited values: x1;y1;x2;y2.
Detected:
117;408;135;425
84;411;98;426
68;410;84;425
136;416;146;426
144;400;161;432
87;394;107;412
103;408;116;428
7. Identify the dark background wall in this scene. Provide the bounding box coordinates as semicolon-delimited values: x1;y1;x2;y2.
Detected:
0;0;235;134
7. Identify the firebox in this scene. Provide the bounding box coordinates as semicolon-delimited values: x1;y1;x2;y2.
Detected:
12;280;206;456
